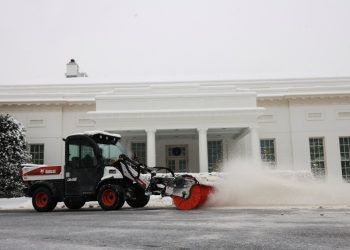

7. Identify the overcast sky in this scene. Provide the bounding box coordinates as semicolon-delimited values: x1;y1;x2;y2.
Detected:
0;0;350;84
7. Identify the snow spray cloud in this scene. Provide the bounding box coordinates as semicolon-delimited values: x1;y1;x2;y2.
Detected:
207;159;350;207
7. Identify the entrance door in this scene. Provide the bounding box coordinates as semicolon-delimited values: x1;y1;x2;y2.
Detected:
166;145;188;172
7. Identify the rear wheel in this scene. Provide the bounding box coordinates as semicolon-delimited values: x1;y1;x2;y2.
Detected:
32;187;57;212
64;198;85;210
126;185;150;208
98;184;125;210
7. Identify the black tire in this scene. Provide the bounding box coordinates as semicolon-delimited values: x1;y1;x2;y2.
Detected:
98;184;125;210
32;187;57;212
126;185;150;208
64;199;85;210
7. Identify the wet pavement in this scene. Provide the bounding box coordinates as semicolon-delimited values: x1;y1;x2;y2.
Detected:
0;206;350;249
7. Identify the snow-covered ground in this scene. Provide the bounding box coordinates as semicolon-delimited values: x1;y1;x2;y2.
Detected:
0;197;33;210
3;167;350;211
0;195;174;210
2;196;350;211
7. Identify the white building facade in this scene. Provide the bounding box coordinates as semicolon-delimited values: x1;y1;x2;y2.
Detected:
1;77;350;182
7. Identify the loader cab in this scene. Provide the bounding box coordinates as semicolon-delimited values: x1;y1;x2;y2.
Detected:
64;132;122;198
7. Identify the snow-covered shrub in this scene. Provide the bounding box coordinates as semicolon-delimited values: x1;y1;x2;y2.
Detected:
0;114;31;198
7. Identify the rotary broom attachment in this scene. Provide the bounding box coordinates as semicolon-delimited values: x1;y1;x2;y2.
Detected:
164;175;215;210
172;184;214;210
118;155;215;210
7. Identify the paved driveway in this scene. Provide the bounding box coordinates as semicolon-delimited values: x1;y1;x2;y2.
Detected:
0;207;349;250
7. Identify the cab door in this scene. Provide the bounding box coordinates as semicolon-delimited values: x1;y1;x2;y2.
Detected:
65;139;102;197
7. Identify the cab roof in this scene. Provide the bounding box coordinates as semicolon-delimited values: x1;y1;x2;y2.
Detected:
67;131;121;144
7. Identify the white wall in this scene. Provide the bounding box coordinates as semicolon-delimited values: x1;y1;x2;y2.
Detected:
289;98;350;180
257;100;294;170
0;105;64;165
257;97;350;180
0;104;97;166
62;104;96;137
2;94;350;179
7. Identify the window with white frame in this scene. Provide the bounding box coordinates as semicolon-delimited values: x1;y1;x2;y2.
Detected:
260;139;276;167
339;137;350;182
131;142;146;164
166;145;188;173
29;144;44;164
309;138;326;177
208;141;222;172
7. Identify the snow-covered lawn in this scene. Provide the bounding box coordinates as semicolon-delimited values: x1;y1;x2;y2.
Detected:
0;197;33;210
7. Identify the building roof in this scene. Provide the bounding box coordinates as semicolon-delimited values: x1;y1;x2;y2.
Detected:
1;77;350;105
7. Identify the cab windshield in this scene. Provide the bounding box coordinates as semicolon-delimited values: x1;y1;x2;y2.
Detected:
98;142;126;165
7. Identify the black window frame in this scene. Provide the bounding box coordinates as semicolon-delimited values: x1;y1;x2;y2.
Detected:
309;137;326;178
339;137;350;182
29;144;44;164
260;139;276;168
207;140;223;172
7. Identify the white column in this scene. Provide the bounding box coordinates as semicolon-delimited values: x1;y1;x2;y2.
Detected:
126;139;132;157
198;128;209;173
325;135;342;182
146;129;156;167
249;127;261;165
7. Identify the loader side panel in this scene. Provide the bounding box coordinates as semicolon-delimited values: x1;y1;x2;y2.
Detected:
26;180;65;201
21;165;64;181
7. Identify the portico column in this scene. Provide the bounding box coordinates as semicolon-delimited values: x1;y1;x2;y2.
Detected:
146;129;156;167
249;127;261;165
325;135;342;182
198;128;209;173
126;140;132;156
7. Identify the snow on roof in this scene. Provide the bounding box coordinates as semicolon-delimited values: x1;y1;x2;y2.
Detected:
1;77;350;104
72;130;121;139
1;76;350;88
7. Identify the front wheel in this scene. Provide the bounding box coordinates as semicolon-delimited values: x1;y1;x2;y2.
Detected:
64;199;85;210
98;184;125;210
126;185;150;208
32;187;57;212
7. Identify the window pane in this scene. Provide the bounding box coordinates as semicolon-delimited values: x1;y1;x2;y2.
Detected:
260;139;276;168
68;144;80;169
167;160;176;171
309;138;326;178
29;144;44;164
131;142;146;164
179;159;187;172
98;142;125;165
339;137;350;182
81;145;96;168
208;141;223;172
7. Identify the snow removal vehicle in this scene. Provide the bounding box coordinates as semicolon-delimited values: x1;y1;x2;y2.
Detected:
20;131;213;212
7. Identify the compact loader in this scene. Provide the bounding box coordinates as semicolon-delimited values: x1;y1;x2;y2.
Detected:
20;131;213;212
